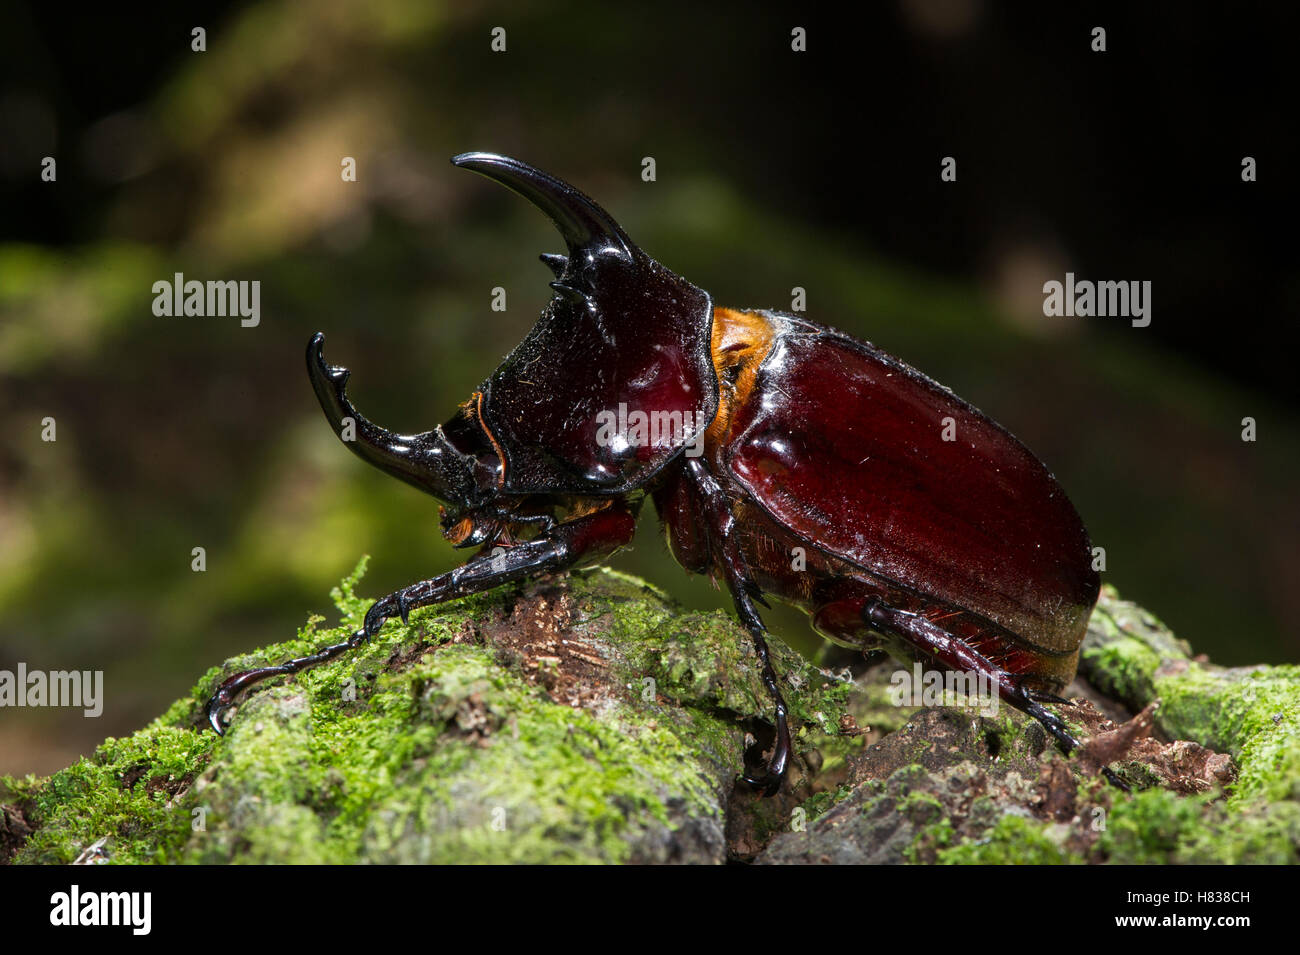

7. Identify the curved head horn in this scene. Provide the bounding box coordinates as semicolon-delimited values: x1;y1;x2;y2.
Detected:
446;152;718;497
451;152;636;265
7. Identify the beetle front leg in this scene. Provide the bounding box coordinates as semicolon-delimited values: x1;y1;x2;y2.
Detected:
686;460;791;797
205;505;637;734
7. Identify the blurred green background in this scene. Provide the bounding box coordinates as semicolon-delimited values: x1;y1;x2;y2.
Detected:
2;1;1296;776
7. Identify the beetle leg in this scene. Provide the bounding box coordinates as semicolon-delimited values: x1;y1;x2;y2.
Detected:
1026;689;1075;706
734;612;792;797
205;505;637;734
861;597;1128;789
1020;694;1131;792
686;460;790;797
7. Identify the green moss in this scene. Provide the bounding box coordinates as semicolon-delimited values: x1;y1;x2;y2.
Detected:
936;815;1083;865
1098;789;1208;864
1083;586;1300;811
188;644;716;864
1071;585;1300;863
1095;786;1300;865
4;559;851;864
899;790;945;825
905;818;955;863
10;726;214;864
1081;639;1162;705
9;573;1292;865
800;784;853;824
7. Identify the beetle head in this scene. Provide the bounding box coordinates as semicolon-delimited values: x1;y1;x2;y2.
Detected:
453;153;719;495
305;155;721;529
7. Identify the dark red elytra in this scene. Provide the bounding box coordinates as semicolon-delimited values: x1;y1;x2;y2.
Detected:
207;153;1105;795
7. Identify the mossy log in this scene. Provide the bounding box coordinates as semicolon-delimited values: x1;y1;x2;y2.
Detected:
2;561;1296;864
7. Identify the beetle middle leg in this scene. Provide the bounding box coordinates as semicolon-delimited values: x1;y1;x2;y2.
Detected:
205;505;637;734
860;597;1127;788
685;460;791;796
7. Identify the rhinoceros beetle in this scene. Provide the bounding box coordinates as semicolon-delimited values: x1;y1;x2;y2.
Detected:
206;152;1112;795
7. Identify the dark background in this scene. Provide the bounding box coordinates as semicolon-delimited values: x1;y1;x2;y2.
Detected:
1;1;1296;777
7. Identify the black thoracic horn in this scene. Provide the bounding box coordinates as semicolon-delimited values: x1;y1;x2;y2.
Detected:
451;152;636;267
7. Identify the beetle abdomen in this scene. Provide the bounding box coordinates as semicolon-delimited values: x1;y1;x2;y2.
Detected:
717;309;1099;656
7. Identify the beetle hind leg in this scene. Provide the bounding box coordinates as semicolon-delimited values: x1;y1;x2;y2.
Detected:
1025;689;1075;706
860;597;1127;789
